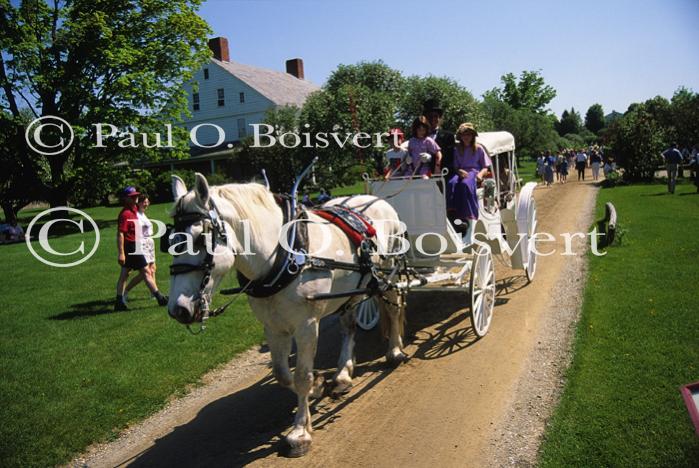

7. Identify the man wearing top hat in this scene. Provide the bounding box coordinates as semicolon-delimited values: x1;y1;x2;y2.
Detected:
423;98;456;177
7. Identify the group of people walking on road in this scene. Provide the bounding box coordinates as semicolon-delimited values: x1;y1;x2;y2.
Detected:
536;146;613;187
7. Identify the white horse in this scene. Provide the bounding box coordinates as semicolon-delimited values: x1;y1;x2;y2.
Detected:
167;173;407;457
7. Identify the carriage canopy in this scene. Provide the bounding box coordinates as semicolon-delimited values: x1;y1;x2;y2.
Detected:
476;131;515;156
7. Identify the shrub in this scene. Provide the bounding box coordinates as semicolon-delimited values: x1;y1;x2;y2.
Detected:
606;108;666;182
602;169;621;188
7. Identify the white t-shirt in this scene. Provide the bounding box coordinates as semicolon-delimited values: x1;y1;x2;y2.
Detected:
576;152;588;163
137;211;153;238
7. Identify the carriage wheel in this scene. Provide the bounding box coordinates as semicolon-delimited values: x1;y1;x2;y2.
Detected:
516;182;538;283
469;244;496;338
356;297;380;331
524;197;538;282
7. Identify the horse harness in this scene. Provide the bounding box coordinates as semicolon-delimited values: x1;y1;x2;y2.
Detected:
164;195;385;327
163;197;231;325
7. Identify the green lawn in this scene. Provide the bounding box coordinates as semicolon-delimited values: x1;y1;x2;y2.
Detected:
517;157;539;183
0;202;265;467
539;181;699;467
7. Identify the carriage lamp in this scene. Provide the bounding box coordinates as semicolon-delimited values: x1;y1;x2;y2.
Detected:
680;381;699;437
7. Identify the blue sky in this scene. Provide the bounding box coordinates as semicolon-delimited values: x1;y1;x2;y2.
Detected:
198;0;699;116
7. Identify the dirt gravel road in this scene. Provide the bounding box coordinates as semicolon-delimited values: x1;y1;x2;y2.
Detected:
75;176;599;468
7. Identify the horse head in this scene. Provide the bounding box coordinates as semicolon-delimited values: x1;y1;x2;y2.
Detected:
167;173;236;325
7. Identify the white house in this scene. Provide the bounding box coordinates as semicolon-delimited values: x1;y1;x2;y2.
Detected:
181;37;320;152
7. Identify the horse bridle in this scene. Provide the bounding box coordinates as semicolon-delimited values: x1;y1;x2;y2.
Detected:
167;199;229;325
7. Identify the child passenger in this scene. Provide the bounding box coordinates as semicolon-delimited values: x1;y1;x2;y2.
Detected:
408;116;442;178
384;127;410;179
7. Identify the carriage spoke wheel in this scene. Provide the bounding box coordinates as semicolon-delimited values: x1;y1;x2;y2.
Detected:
356;296;380;331
525;199;538;282
469;244;495;338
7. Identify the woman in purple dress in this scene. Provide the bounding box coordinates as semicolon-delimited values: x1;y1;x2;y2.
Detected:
408;116;442;178
447;123;492;225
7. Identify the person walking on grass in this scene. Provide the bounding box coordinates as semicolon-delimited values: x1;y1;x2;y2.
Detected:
115;187;167;311
122;194;162;304
690;145;699;193
575;149;588;181
662;143;683;194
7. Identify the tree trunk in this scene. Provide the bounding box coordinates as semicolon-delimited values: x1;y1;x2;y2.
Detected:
2;203;16;223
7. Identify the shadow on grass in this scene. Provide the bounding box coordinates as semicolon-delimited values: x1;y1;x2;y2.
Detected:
49;298;150;320
640;192;670;197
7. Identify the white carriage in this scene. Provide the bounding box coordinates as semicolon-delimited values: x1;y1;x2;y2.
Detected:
355;132;538;337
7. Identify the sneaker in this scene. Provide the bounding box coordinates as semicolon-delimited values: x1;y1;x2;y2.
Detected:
123;292;129;304
155;293;169;307
114;300;128;311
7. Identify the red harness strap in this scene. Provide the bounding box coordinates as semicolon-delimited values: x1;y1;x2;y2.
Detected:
313;207;376;247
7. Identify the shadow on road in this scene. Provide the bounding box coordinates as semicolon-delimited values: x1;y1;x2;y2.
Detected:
124;273;528;465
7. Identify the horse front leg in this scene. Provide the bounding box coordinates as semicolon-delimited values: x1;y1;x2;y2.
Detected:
380;290;408;365
332;305;356;396
266;326;293;389
286;320;319;457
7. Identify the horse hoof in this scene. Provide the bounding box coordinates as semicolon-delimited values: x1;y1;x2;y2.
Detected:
386;351;409;367
285;437;311;458
309;373;326;399
331;380;353;398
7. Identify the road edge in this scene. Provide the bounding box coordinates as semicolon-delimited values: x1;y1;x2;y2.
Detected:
486;184;599;467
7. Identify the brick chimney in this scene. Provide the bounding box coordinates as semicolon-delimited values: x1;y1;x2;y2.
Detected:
285;58;304;79
208;37;229;62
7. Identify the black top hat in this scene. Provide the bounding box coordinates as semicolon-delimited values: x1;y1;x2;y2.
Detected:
422;98;444;116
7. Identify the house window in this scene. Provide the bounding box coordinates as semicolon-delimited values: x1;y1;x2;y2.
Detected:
203;68;209;80
217;88;225;107
237;118;247;138
192;92;200;111
239;92;245;103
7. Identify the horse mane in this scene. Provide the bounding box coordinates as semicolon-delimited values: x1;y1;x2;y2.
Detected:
212;182;280;230
172;181;281;233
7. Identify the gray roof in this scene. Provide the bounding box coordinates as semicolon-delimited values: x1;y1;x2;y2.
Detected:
213;58;320;107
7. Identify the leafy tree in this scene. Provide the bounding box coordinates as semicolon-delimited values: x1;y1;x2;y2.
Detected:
606;107;666;181
605;111;623;124
398;75;487;132
302;61;404;187
585;103;605;134
486;70;556;114
237;105;308;193
670;87;699;148
556;108;582;136
481;95;559;161
0;0;211;213
325;61;404;96
642;96;673;129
